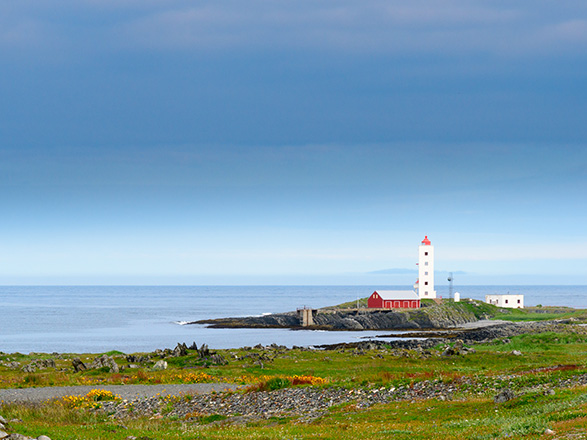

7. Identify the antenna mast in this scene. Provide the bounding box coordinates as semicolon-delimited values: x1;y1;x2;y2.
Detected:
447;272;454;301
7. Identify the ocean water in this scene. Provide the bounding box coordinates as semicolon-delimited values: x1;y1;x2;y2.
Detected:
1;285;585;354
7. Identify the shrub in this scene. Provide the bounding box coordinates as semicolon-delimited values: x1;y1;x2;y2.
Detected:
266;377;291;391
247;375;327;392
60;389;120;408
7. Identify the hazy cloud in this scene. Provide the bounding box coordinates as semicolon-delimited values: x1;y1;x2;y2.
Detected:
2;1;587;57
114;1;523;53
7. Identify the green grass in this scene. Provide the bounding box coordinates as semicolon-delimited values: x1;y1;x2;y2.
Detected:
324;297;369;309
2;319;587;439
4;386;587;439
493;306;587;322
2;330;586;390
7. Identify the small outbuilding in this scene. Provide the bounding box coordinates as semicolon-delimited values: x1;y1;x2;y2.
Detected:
368;290;420;309
485;294;524;309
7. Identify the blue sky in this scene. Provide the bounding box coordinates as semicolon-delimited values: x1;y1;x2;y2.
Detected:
1;1;586;285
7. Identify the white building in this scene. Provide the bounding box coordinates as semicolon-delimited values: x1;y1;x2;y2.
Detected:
418;235;437;299
485;294;524;309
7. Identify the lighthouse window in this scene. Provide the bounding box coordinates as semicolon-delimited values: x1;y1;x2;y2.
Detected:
425;282;428;285
505;299;509;304
425;262;428;266
425;272;428;275
425;252;428;256
517;299;521;304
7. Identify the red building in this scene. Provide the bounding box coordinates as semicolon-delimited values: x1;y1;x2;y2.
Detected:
368;290;420;309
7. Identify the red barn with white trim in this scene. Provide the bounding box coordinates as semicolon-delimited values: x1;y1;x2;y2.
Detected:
368;290;420;309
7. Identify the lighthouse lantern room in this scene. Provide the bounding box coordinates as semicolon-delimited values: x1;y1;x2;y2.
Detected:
418;235;437;299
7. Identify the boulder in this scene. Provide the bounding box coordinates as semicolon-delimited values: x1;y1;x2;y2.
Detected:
22;359;56;372
3;362;19;370
494;389;515;403
89;355;119;373
198;344;210;359
126;355;148;364
152;360;168;371
72;358;87;372
173;343;188;357
37;359;55;369
21;364;36;373
209;354;228;365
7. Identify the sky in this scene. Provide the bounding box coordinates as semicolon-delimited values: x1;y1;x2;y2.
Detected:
1;1;586;285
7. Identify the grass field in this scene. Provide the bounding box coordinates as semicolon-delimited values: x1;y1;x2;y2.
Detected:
2;304;587;439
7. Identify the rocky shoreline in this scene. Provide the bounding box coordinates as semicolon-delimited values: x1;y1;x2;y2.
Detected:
317;319;559;350
192;300;481;330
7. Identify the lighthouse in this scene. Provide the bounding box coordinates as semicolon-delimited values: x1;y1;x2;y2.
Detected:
418;236;436;298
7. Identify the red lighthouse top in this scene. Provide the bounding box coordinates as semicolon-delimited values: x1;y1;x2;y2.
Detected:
421;235;431;245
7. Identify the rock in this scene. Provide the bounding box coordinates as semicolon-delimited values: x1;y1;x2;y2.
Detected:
0;416;6;424
35;359;55;369
0;431;7;439
0;424;3;430
37;436;52;440
126;355;148;364
494;389;515;403
198;344;211;358
21;364;36;373
544;428;555;435
336;318;364;330
511;350;522;356
173;343;188;357
152;360;168;371
6;435;30;440
72;358;87;372
21;359;56;373
209;354;228;365
153;348;173;358
441;347;456;357
89;355;120;373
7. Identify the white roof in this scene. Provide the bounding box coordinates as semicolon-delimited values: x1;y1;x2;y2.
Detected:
374;290;419;300
485;294;524;298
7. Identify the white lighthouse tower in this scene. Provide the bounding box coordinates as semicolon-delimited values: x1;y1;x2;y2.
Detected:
418;236;436;299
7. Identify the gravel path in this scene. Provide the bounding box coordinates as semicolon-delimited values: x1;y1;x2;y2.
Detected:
0;383;240;404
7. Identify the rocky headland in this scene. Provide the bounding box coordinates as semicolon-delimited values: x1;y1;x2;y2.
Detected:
192;300;482;330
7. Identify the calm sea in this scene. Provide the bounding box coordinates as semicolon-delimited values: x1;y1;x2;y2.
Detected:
1;285;585;354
